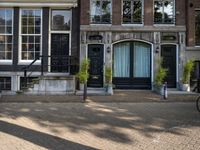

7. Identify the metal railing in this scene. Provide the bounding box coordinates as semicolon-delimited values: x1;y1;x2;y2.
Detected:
154;16;176;24
22;55;79;88
90;15;112;24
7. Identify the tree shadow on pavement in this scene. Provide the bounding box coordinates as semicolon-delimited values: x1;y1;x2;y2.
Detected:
0;120;97;150
0;102;200;147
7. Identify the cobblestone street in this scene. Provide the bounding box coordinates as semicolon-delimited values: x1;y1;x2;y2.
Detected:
0;102;200;150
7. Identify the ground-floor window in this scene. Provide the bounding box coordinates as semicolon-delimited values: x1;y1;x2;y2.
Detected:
113;41;151;78
0;77;11;90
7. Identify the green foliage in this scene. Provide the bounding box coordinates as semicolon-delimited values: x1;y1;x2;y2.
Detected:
105;66;112;85
182;60;194;84
77;59;90;84
155;58;168;87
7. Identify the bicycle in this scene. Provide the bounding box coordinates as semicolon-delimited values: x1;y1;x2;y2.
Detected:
196;95;200;112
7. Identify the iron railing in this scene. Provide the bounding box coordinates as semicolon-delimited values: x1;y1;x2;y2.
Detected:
22;55;79;88
154;15;175;24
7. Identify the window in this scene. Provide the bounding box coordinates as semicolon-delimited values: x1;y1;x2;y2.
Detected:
91;0;111;24
0;77;11;90
20;9;42;61
154;0;175;24
122;0;143;24
51;10;71;31
113;42;151;78
0;8;13;61
195;10;200;46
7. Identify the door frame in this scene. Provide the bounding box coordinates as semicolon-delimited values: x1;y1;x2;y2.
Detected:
48;8;72;72
161;43;179;87
86;44;105;87
111;39;154;89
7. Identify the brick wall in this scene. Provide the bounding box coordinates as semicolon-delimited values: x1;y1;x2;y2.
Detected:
80;0;89;25
186;0;200;46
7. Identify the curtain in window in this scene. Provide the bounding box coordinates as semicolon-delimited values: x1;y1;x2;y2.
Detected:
134;42;150;77
114;43;130;77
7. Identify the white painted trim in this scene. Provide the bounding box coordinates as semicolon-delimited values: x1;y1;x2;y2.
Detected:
18;8;43;64
48;8;72;72
18;60;41;65
0;3;77;7
0;60;12;65
0;8;14;62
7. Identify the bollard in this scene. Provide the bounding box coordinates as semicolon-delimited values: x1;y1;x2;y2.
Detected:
163;82;168;99
0;82;1;98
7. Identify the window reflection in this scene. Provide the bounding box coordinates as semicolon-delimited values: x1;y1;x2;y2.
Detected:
51;10;71;31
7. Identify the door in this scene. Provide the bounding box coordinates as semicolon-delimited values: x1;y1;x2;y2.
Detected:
51;34;69;72
161;45;176;88
88;44;104;87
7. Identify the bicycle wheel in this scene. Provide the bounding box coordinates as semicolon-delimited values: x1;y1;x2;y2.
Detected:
196;96;200;112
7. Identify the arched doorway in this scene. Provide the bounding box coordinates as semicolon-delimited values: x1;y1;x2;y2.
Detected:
113;41;152;89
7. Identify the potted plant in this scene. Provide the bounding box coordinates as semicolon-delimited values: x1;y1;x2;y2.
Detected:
181;60;194;91
77;58;90;91
154;58;168;95
105;66;113;95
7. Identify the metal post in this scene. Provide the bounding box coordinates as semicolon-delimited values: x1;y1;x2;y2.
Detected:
41;56;44;76
163;82;168;99
0;81;2;98
24;69;27;88
83;83;87;102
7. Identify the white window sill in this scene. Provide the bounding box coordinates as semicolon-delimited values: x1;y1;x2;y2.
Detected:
0;60;12;65
121;24;144;27
18;60;41;65
90;24;112;26
153;24;175;27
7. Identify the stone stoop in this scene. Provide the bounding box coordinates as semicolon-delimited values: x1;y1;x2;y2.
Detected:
20;76;76;95
76;88;109;96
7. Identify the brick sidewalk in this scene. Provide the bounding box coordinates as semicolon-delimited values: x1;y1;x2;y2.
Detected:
0;90;197;103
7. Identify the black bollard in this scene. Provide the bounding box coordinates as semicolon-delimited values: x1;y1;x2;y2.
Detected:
83;83;87;102
163;82;168;99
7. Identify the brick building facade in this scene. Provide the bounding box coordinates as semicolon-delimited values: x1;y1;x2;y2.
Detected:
80;0;187;89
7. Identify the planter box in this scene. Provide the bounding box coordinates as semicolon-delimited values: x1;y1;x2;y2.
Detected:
154;85;164;96
181;84;190;92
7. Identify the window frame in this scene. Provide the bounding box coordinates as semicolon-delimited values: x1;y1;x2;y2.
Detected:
0;8;13;64
121;0;144;26
18;8;43;65
153;0;175;26
195;10;200;47
90;0;112;25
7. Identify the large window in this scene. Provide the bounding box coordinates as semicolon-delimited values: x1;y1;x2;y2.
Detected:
195;10;200;46
0;77;11;90
154;0;175;24
0;8;13;61
51;10;71;31
91;0;111;24
20;9;42;61
113;42;151;78
122;0;143;24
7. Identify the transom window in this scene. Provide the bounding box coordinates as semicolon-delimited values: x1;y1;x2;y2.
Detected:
91;0;112;24
0;8;13;61
51;10;71;31
154;0;175;24
195;10;200;46
122;0;143;24
20;9;42;61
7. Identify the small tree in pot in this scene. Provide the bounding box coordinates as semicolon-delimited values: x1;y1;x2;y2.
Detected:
181;60;194;91
77;59;90;91
154;58;168;95
105;66;113;95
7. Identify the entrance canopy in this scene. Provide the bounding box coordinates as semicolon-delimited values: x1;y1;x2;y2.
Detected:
0;0;77;7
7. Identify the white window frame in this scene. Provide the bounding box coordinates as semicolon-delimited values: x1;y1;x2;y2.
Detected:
121;0;144;26
153;0;175;26
18;8;43;65
48;8;72;72
90;0;112;25
0;8;13;65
